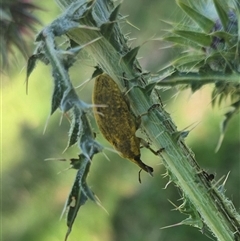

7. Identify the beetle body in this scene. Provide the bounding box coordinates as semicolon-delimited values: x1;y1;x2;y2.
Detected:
93;73;153;174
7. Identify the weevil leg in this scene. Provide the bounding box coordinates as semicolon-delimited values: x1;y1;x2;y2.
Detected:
135;103;161;128
140;138;164;156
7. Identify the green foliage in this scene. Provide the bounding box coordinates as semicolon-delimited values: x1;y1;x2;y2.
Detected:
158;0;240;150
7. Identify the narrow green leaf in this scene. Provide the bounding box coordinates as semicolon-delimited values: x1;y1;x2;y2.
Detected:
176;0;215;33
163;36;201;50
210;31;235;44
173;30;212;47
212;0;229;30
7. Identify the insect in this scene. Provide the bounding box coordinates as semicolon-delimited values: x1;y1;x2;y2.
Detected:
92;73;154;175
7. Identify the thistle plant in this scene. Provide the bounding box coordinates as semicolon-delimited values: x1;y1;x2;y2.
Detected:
26;0;240;241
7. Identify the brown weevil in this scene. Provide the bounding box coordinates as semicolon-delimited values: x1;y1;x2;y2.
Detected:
92;73;154;175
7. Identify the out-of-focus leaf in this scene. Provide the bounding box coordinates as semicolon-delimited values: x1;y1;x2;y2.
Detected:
176;0;215;33
210;31;236;44
163;36;201;50
166;53;206;74
212;0;229;30
173;30;212;47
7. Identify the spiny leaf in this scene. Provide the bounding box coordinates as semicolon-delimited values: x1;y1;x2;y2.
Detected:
210;31;236;44
64;107;83;152
64;192;88;241
60;87;79;113
51;74;66;115
178;196;203;229
173;30;212;47
79;113;103;158
63;155;92;241
213;0;229;30
176;0;215;33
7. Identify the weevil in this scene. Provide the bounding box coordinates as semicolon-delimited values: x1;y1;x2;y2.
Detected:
92;73;153;175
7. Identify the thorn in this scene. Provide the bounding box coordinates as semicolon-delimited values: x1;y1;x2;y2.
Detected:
167;199;178;209
160;222;183;230
64;227;72;241
123;85;134;96
44;157;67;162
43;115;50;135
218;171;231;193
138;169;143;183
92;104;108;117
215;133;224;153
94;194;109;215
62;145;68;154
75;77;91;90
26;77;29;95
222;171;230;187
163;180;172;189
154;131;164;139
103;147;120;155
57;166;73;174
125;20;140;30
101;151;111;162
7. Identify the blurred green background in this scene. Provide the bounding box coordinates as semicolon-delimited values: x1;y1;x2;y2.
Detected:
2;1;239;241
